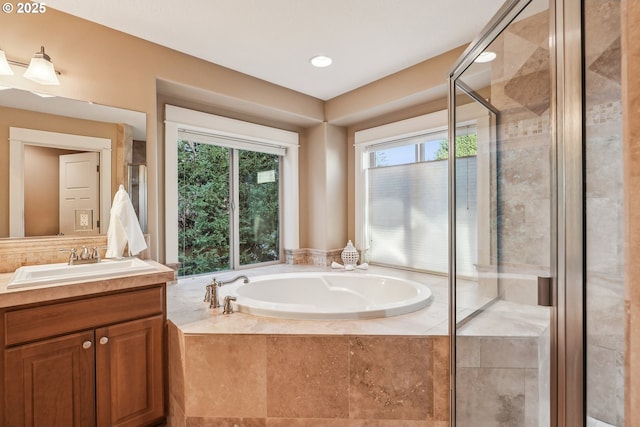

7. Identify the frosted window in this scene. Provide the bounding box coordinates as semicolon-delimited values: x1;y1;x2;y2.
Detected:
367;157;477;274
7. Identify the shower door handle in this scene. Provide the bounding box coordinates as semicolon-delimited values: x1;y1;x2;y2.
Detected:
537;276;554;307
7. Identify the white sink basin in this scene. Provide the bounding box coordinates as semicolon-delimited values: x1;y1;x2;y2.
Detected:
7;258;156;289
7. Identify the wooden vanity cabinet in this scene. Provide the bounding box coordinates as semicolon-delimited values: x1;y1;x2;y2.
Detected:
2;284;166;427
5;330;97;427
95;315;164;427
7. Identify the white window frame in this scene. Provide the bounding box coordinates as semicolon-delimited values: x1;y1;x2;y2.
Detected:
354;110;449;253
354;104;491;269
164;105;299;266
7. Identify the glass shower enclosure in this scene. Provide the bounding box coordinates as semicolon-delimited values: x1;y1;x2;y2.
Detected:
448;0;625;425
448;0;555;426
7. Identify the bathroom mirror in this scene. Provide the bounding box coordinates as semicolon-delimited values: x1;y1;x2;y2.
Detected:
0;87;146;239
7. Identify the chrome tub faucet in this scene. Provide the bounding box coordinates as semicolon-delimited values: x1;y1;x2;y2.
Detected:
204;275;249;309
223;296;237;314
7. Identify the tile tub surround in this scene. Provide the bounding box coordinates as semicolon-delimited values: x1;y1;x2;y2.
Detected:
167;265;450;427
168;328;449;427
167;265;550;426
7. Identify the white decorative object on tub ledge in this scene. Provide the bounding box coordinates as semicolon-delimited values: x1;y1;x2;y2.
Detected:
331;261;368;270
340;240;359;267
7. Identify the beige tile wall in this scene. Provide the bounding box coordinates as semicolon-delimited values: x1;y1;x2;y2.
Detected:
284;248;343;266
167;326;449;427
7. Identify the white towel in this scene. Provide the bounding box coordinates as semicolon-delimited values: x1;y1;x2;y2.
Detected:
105;184;147;258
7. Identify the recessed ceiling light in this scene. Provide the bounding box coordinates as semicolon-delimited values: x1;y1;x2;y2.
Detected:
310;55;332;68
474;51;497;63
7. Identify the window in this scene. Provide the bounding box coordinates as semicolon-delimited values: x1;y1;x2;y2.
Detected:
355;110;480;274
238;150;280;265
165;106;299;276
177;140;280;276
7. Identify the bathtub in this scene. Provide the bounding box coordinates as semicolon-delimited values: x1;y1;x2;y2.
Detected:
225;272;433;320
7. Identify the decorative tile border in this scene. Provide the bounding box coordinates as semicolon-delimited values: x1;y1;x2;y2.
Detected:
284;248;342;266
501;114;550;139
585;100;622;126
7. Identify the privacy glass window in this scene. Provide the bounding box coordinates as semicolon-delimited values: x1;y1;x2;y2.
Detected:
365;126;477;273
178;138;280;276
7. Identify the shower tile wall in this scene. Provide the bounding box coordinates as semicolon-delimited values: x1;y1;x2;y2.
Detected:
464;7;552;305
585;0;624;426
490;8;552;295
456;335;542;427
456;300;550;427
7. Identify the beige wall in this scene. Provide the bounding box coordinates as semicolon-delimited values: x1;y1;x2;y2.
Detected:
23;145;81;236
305;124;328;250
304;122;348;250
0;8;464;260
24;145;60;236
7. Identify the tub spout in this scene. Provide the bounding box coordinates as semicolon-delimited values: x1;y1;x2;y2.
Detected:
217;275;250;286
204;275;249;309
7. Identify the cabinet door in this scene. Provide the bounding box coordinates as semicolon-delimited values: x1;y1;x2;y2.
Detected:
5;330;96;427
95;315;164;427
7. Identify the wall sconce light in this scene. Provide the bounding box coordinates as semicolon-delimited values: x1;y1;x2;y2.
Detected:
0;46;61;85
24;46;60;85
0;49;13;75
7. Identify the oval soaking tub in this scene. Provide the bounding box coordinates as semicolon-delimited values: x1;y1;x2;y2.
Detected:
226;272;433;320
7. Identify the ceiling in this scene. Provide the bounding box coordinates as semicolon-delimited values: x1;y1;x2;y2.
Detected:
46;0;506;101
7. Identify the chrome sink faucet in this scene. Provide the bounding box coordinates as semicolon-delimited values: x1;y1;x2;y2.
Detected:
204;275;249;309
60;248;79;265
59;246;104;265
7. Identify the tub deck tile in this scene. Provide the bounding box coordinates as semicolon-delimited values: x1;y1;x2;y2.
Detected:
266;336;350;418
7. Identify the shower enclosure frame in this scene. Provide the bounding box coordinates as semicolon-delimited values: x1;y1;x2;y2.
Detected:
447;0;584;426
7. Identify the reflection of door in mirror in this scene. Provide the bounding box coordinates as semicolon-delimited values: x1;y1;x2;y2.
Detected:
23;146;86;236
9;127;112;238
59;152;100;236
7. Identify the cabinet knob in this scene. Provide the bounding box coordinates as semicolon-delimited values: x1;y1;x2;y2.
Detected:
82;340;92;349
99;336;109;345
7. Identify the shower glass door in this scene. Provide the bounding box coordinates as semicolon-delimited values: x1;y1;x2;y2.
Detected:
449;0;553;426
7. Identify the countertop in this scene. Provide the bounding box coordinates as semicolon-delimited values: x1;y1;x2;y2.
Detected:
0;259;175;308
